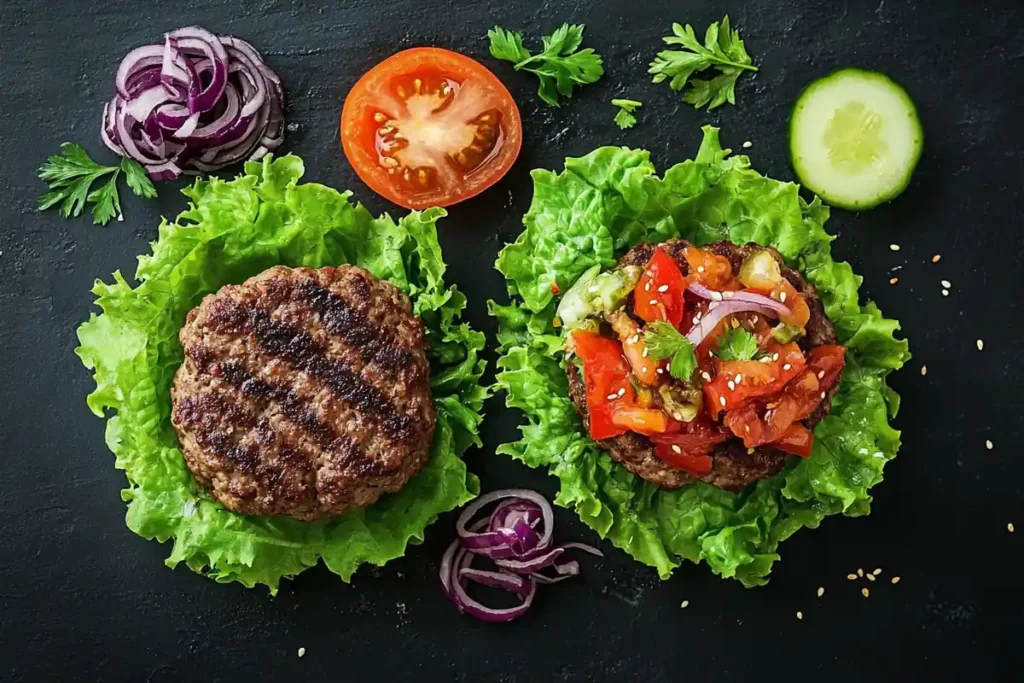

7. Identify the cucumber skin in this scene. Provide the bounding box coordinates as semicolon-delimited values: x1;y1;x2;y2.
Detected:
788;67;924;211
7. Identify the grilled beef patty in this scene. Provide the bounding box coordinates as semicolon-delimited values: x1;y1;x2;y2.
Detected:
567;239;841;491
170;265;435;520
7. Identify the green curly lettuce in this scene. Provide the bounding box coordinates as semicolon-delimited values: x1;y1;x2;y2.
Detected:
76;155;486;593
491;127;909;586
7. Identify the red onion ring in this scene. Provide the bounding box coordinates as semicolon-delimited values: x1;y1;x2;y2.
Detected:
103;26;284;179
441;489;602;623
687;282;791;317
686;299;781;346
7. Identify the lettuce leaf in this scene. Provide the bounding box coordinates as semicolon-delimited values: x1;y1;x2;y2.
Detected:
492;127;909;586
76;155;485;593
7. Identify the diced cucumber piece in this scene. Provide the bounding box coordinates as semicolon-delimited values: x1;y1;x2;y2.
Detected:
556;265;642;330
789;68;923;210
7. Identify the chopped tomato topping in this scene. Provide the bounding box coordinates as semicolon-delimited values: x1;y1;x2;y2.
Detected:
608;311;660;385
611;406;673;435
650;416;731;474
683;246;733;289
634;248;688;326
551;282;561;295
654;444;714;474
704;342;807;418
771;423;814;457
572;330;634;440
776;279;811;328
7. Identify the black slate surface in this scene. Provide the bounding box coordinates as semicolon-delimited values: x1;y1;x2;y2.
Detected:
2;0;1022;680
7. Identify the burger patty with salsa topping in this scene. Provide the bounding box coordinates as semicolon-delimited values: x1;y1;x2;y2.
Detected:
560;239;845;491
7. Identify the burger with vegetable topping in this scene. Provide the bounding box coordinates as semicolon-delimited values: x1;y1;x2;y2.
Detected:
560;238;846;491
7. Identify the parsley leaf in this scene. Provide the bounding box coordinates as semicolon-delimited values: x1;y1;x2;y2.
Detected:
715;328;762;361
611;99;642;129
488;23;604;106
37;143;156;225
644;322;698;381
648;15;758;110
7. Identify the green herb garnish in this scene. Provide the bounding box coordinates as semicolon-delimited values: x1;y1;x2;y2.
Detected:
715;327;762;361
488;24;604;106
649;15;758;110
611;99;642;129
38;143;156;225
645;322;698;380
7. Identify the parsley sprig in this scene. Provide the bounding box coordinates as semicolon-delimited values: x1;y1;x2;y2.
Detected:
644;322;698;381
649;15;758;110
715;328;763;361
38;144;156;226
488;24;604;106
611;99;642;130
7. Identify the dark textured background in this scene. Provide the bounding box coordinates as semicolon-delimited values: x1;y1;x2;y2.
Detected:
2;0;1022;680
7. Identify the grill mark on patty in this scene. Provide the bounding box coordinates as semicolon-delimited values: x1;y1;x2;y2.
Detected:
293;280;419;378
203;300;416;442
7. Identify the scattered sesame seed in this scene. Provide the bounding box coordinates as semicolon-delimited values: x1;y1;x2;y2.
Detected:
657;284;669;293
772;353;779;361
846;573;858;581
1009;523;1016;533
891;576;901;584
719;396;727;407
872;568;882;576
701;371;712;382
656;368;664;375
681;600;689;608
606;393;618;400
796;611;803;620
783;363;791;371
817;370;825;379
986;439;993;450
942;289;949;297
711;291;723;301
857;568;864;577
672;444;682;454
932;254;941;263
747;447;754;455
697;266;705;273
734;374;743;384
861;588;870;598
976;339;984;351
921;365;927;376
644;281;651;291
641;366;648;373
731;319;741;329
728;380;736;391
941;279;951;288
297;647;306;658
642;348;649;357
617;387;626;397
780;291;787;303
708;301;719;311
889;244;900;251
889;277;899;285
866;573;876;582
742;140;753;148
649;299;658;306
820;391;826;399
817;587;825;598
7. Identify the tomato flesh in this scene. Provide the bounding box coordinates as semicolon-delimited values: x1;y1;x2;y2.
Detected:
683;247;734;289
651;416;731;473
704;342;807;418
771;423;814;457
634;248;688;326
341;48;522;209
572;330;634;440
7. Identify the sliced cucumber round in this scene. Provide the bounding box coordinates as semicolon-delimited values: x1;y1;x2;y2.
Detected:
789;68;923;211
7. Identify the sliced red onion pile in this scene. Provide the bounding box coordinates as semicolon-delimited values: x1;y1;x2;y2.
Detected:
103;26;284;180
685;282;791;345
440;489;603;622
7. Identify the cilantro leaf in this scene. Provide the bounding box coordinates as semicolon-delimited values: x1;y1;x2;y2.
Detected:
715;328;762;361
644;322;698;381
649;15;757;110
121;157;157;199
488;23;604;106
611;98;642;129
37;143;156;226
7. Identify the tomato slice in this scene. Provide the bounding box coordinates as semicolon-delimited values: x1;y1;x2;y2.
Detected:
572;330;634;440
607;311;660;384
611;406;673;435
634;248;688;326
771;423;814;457
341;47;523;209
683;246;734;289
654;444;714;474
651;416;730;474
704;342;806;418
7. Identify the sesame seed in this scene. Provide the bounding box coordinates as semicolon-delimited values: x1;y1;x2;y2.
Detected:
641;366;648;373
743;140;753;148
747;447;754;455
932;254;942;263
628;334;639;344
657;284;669;293
298;647;306;658
891;576;901;584
728;380;736;391
942;289;949;297
711;291;723;301
796;611;803;620
872;568;882;576
817;587;825;598
649;299;658;306
701;371;712;382
986;439;993;450
734;374;743;384
719;396;726;407
644;281;651;291
889;244;900;251
820;391;826;399
866;573;876;582
1009;523;1016;533
642;348;649;357
708;301;719;311
941;279;952;288
857;568;864;577
861;588;870;598
772;353;779;361
672;444;682;454
780;291;787;303
656;368;664;374
697;266;705;273
731;319;740;329
817;371;825;379
783;363;791;371
692;316;701;325
606;393;618;400
617;387;626;397
846;574;858;581
681;600;689;608
976;339;984;351
921;365;927;376
890;277;899;285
